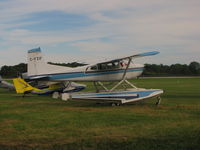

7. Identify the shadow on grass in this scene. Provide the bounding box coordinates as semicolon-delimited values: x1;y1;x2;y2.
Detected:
66;99;152;108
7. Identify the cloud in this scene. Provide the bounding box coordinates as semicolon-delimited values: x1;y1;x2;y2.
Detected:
0;0;200;66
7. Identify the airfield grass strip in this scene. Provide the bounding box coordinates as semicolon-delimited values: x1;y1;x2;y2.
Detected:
0;78;200;149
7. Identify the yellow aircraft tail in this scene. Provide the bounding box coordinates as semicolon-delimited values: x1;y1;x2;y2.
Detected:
13;78;36;94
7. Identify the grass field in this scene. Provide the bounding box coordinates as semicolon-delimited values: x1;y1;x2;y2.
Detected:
0;78;200;150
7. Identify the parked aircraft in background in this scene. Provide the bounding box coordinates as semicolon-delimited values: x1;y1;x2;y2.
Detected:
13;78;86;95
0;76;15;91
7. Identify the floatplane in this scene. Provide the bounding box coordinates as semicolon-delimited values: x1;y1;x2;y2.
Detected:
13;47;163;105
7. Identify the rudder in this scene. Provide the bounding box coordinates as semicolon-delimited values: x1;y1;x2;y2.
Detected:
13;78;35;94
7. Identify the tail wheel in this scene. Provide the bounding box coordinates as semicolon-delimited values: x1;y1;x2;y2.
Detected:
156;96;161;106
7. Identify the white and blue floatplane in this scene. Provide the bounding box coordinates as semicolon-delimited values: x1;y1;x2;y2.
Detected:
18;47;163;105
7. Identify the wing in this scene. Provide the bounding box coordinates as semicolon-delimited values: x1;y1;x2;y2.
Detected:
86;51;159;68
96;51;159;65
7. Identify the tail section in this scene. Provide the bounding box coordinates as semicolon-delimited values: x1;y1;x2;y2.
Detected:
27;47;71;77
28;47;47;76
13;78;35;94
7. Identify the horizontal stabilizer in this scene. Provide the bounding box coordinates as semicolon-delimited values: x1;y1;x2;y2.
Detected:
28;75;49;80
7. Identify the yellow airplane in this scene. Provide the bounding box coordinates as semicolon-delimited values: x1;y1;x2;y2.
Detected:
13;78;65;95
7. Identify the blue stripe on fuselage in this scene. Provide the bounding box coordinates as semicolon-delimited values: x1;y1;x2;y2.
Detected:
49;68;143;80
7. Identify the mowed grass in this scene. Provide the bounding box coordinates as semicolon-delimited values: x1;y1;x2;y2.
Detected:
0;78;200;150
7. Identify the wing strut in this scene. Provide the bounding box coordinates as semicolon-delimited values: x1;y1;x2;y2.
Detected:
122;57;132;79
91;51;160;92
94;57;139;92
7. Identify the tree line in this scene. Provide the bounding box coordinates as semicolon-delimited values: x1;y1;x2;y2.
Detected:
143;61;200;76
0;61;199;78
0;62;86;78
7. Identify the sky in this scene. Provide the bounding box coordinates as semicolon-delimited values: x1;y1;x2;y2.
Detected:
0;0;199;67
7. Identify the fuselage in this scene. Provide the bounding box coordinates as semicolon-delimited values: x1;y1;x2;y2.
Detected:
27;47;146;82
28;63;144;82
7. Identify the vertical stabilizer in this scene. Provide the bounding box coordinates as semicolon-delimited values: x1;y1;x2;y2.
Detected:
13;78;35;94
27;47;71;77
28;47;47;76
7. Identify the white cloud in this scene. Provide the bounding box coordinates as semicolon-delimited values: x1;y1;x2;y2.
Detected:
0;0;200;66
71;40;119;52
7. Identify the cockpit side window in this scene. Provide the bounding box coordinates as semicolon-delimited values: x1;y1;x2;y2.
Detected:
88;61;121;72
98;62;120;70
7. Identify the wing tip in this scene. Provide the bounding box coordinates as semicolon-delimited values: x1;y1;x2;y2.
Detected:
138;51;160;57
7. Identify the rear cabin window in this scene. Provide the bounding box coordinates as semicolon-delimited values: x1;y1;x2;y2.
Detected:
90;65;98;70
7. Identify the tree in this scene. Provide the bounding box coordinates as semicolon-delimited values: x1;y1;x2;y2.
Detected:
169;64;191;75
189;61;200;75
0;63;27;78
